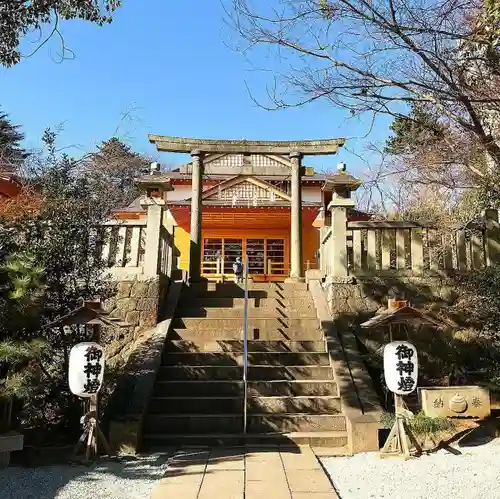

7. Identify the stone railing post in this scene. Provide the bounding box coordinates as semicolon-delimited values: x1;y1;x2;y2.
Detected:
484;208;500;266
321;165;361;280
140;197;165;278
135;164;174;279
328;195;355;278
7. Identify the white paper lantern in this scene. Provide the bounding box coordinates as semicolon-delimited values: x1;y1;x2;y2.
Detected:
383;341;418;395
68;342;105;398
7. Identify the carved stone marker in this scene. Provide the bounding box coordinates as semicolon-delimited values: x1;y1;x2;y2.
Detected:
419;386;490;419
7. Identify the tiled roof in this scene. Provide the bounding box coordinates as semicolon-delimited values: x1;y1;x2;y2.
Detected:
165;171;331;182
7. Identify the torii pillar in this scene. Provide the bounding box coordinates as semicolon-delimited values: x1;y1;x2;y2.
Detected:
288;152;304;281
189;150;204;281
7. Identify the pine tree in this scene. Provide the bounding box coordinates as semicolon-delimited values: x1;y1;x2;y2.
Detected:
0;110;28;171
384;104;446;156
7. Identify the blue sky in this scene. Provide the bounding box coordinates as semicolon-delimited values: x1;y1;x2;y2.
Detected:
0;0;392;175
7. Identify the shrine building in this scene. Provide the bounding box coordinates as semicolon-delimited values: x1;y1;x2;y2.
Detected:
0;170;21;199
116;136;369;282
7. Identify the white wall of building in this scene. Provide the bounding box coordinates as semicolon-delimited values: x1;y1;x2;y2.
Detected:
302;186;322;203
166;182;322;203
166;184;193;201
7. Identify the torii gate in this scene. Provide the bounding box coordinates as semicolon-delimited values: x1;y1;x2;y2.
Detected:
148;135;346;282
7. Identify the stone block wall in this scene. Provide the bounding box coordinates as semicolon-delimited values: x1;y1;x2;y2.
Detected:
325;276;459;320
101;276;169;371
324;277;465;409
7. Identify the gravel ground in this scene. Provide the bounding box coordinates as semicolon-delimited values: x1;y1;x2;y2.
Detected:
0;454;169;499
322;437;500;499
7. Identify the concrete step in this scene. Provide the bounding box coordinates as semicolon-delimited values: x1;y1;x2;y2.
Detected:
184;289;312;299
249;396;342;414
164;340;327;353
156;365;334;381
148;396;244;414
148;396;342;414
143;413;346;434
172;317;319;332
175;307;317;319
161;352;330;366
188;282;309;293
183;283;311;299
143;431;349;448
178;297;315;309
170;329;324;341
152;380;338;397
250;414;347;433
153;380;242;397
248;380;338;397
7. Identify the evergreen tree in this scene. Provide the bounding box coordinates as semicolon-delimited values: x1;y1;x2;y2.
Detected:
0;110;28;171
384;105;446;156
85;137;150;208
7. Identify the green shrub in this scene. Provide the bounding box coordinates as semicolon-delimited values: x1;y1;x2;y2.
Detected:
381;410;456;436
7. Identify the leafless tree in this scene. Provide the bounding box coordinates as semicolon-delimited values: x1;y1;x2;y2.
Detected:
228;0;500;169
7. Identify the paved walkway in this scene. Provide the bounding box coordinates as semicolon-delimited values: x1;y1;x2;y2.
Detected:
151;446;339;499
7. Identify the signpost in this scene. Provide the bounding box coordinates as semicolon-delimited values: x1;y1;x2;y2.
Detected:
243;256;249;435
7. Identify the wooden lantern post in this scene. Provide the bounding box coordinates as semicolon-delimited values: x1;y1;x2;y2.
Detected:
361;298;446;459
46;300;127;464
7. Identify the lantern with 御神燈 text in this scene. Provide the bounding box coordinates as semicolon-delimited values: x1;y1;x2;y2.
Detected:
384;341;418;396
68;342;105;398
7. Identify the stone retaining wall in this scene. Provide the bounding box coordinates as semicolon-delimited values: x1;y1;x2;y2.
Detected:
325;276;459;320
324;276;469;408
101;277;169;367
98;275;170;440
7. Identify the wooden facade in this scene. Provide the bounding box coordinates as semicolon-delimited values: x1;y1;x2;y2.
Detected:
116;153;368;281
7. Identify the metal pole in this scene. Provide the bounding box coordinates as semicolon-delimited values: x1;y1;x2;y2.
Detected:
243;255;249;435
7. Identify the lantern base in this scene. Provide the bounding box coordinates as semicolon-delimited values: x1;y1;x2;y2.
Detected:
72;396;112;464
380;414;422;460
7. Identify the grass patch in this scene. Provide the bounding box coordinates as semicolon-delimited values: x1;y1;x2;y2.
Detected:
381;411;456;436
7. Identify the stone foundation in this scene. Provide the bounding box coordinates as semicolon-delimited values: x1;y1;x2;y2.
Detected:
325;276;459;319
102;276;169;367
99;275;170;442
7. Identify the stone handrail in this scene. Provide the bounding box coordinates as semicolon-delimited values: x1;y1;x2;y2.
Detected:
307;277;381;454
101;215;176;281
320;209;500;278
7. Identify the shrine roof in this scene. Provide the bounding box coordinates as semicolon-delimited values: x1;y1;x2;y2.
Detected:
45;304;127;328
165;171;330;183
360;305;446;328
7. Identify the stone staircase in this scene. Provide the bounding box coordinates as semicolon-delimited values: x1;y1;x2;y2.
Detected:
142;281;349;450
